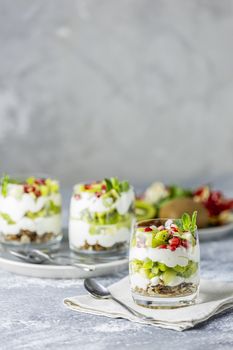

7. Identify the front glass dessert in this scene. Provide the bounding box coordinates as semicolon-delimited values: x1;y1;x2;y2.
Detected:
129;212;200;308
0;175;62;247
69;178;135;254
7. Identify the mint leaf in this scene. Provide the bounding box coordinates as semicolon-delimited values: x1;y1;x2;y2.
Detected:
1;175;9;197
180;211;197;234
104;178;113;192
191;211;197;232
182;213;191;231
110;177;120;192
120;180;130;192
174;218;183;230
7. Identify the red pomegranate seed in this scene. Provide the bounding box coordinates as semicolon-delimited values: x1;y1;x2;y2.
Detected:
144;227;152;232
169;237;181;247
24;184;33;193
159;245;167;249
171;224;178;232
84;184;92;190
34;190;41;197
194;187;205;196
168;245;176;251
182;240;189;248
101;184;107;191
35;178;46;185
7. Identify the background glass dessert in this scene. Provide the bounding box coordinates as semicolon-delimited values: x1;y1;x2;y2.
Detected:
69;178;135;254
129;212;200;308
0;175;62;247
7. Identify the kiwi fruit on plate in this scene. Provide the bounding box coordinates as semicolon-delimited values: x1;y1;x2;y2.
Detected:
159;197;209;228
135;199;156;222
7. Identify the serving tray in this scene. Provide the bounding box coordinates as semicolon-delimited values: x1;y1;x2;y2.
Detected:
0;238;128;279
198;222;233;241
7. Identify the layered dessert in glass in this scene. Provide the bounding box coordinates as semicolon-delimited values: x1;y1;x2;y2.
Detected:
69;178;135;254
129;212;200;307
0;175;62;246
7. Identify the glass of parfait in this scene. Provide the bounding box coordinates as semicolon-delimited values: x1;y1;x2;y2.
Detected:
0;174;62;248
69;178;135;254
129;212;200;308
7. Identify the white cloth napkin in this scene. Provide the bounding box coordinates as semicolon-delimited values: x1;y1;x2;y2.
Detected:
64;277;233;331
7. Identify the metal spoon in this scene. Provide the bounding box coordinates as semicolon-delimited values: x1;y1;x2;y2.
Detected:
8;250;95;272
84;278;155;321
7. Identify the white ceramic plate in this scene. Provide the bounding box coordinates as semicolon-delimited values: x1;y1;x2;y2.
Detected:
0;240;128;278
198;222;233;241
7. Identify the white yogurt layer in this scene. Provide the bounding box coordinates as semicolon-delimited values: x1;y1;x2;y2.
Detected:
69;219;131;248
0;190;61;222
130;246;199;267
70;187;134;217
0;214;61;236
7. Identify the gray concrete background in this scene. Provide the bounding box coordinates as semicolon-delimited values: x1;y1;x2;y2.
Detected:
0;0;233;187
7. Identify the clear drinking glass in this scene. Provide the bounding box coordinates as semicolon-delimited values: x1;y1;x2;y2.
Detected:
0;174;62;248
129;218;200;308
69;179;135;254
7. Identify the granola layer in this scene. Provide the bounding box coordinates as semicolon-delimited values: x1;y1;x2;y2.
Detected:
1;230;60;244
133;282;197;298
72;240;127;252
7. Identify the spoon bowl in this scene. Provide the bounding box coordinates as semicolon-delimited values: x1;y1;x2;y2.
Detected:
84;278;111;299
83;278;155;321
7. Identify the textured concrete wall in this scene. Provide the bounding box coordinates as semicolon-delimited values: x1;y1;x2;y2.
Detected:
0;0;233;187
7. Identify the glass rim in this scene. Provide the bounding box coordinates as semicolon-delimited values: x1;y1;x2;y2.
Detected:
137;218;180;227
0;172;59;184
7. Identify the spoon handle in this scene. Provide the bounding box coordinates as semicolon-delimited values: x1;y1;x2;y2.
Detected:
111;296;153;321
46;257;95;272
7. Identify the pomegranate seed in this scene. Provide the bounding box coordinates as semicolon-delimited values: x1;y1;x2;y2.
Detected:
144;227;152;232
169;237;181;247
168;245;176;251
159;244;167;249
101;184;107;191
75;194;81;200
35;178;46;185
34;190;41;197
24;185;34;193
95;192;102;198
194;186;205;196
182;240;189;248
84;184;92;190
23;185;30;193
171;225;178;232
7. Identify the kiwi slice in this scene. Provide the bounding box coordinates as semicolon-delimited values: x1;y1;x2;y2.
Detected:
159;197;209;228
162;269;177;285
135;199;156;221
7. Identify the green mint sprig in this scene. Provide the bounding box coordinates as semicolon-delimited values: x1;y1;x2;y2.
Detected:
1;174;22;197
104;177;130;193
1;174;10;197
175;211;197;234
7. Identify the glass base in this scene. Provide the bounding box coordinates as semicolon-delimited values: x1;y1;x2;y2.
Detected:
132;289;199;309
70;242;128;256
0;234;63;252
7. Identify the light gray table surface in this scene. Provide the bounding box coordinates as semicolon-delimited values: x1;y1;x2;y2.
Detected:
1;185;233;350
